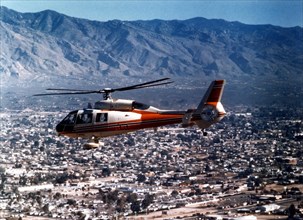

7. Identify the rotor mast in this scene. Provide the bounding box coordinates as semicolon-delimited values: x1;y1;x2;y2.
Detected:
102;88;112;100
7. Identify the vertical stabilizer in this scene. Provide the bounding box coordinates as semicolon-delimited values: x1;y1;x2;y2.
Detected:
197;80;225;111
193;80;226;130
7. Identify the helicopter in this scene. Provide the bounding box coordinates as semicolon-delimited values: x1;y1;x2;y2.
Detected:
35;78;226;149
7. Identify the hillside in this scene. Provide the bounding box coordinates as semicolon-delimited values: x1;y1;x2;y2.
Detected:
0;6;303;107
1;7;302;81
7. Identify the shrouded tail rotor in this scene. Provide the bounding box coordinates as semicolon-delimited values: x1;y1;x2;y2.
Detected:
182;80;226;133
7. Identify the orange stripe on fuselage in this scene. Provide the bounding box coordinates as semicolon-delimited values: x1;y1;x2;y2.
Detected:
133;110;184;121
59;110;185;137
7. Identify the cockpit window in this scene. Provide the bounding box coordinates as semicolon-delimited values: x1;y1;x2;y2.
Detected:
62;112;77;125
133;101;150;110
76;113;93;124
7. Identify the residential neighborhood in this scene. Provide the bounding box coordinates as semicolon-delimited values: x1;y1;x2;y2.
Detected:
1;1;302;219
0;105;302;219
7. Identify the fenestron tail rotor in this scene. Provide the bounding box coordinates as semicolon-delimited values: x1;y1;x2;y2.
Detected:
34;78;173;100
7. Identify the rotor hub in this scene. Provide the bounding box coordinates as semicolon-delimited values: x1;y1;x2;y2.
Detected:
102;88;112;100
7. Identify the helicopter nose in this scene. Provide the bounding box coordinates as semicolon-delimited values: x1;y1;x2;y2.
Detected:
56;123;64;133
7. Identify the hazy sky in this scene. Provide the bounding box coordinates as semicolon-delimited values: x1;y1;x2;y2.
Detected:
1;0;302;27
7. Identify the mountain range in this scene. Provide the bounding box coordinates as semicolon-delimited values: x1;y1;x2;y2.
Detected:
0;6;303;107
1;6;302;82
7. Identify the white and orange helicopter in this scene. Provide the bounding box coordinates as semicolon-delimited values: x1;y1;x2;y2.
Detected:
35;78;226;149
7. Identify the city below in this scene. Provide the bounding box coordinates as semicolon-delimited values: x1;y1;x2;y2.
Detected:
0;105;302;219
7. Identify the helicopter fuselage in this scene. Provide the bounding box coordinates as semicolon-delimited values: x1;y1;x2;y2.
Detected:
56;97;225;140
35;78;226;149
51;79;226;149
56;101;184;139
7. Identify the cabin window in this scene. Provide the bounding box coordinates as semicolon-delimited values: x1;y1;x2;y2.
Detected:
62;112;77;125
96;113;108;123
76;113;93;124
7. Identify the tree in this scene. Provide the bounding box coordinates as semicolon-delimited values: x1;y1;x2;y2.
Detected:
14;163;22;168
137;174;146;183
0;168;7;191
36;195;42;207
0;167;5;173
42;203;49;213
195;188;202;195
254;177;263;187
106;190;119;204
171;190;179;198
102;167;111;177
127;193;138;203
288;204;296;218
131;200;141;214
54;192;62;200
55;172;70;184
67;199;77;206
34;141;39;147
116;195;127;213
141;193;154;210
148;176;156;185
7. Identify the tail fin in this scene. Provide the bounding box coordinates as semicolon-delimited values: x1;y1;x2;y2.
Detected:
197;80;225;110
193;80;226;130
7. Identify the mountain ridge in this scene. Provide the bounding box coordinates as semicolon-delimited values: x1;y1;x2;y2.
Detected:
0;6;302;84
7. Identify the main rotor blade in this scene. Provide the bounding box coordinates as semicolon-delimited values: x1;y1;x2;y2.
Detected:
33;78;173;97
113;77;171;92
46;88;96;92
116;81;173;91
33;91;102;96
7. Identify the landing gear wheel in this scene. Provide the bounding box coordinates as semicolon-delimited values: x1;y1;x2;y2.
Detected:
203;130;208;136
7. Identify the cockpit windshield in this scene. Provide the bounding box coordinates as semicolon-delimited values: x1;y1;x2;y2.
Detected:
62;111;77;125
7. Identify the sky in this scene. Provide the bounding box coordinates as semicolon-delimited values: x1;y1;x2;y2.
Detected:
1;0;302;27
